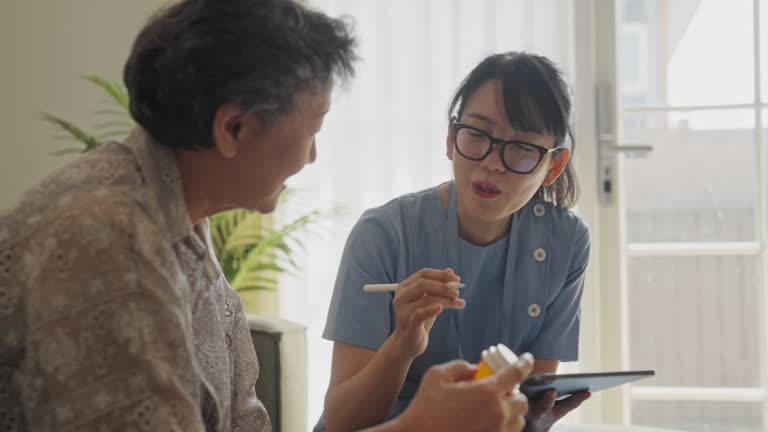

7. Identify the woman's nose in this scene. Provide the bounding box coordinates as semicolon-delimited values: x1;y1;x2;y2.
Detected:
480;144;505;172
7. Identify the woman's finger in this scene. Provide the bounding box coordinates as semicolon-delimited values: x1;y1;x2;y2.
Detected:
530;390;557;418
398;292;465;319
395;278;461;303
491;353;534;393
399;268;458;287
551;392;591;419
504;414;526;432
409;304;443;326
505;392;529;418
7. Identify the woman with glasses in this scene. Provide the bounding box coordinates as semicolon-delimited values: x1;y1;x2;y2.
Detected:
316;51;591;432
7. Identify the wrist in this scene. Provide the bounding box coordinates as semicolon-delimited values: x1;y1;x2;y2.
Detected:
386;330;418;362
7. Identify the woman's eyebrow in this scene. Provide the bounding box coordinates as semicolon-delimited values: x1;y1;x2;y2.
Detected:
464;112;496;125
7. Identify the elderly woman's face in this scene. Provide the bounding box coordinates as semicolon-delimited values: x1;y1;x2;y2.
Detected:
222;86;331;214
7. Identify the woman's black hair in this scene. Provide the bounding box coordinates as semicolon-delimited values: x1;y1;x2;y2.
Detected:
448;52;578;208
124;0;358;150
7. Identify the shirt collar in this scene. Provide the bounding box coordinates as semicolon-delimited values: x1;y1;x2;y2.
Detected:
124;127;193;244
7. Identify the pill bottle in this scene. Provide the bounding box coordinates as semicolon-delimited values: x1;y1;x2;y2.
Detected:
473;343;518;380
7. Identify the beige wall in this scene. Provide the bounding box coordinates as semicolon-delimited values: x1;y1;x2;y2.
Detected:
0;1;165;211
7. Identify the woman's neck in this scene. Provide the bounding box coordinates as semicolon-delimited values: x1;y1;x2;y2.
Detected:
457;210;511;246
439;182;512;246
174;148;236;225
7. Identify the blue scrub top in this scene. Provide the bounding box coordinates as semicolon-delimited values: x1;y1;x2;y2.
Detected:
314;182;590;430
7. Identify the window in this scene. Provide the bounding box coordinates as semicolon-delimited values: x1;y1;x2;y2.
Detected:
617;1;768;430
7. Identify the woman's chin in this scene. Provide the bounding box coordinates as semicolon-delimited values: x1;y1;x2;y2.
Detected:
246;185;285;214
254;197;279;214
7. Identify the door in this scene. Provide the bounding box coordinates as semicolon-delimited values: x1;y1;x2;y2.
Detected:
586;0;768;430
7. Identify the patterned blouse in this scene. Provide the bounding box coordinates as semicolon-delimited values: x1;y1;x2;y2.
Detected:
0;129;271;431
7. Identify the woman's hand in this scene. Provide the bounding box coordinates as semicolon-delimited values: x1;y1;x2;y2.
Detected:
394;354;535;432
523;390;591;432
390;268;464;359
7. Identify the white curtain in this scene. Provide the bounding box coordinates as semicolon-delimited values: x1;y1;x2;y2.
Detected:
276;1;577;428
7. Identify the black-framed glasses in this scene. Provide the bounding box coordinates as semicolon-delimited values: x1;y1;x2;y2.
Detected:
452;119;560;174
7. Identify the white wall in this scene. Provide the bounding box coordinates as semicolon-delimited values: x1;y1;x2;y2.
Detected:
0;1;165;211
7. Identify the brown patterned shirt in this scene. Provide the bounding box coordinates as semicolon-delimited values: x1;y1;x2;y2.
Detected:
0;129;271;431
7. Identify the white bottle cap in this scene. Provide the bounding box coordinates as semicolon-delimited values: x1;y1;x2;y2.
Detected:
480;343;519;373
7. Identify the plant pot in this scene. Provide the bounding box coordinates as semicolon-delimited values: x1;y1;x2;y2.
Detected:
239;289;279;317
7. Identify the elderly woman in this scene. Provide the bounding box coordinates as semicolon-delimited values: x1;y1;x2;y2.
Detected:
0;0;532;431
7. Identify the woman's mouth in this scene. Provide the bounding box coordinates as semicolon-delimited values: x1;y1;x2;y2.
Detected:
472;181;501;199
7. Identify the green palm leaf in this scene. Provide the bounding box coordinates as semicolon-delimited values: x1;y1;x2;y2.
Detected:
45;75;134;152
94;120;135;130
50;148;87;156
82;75;130;112
213;206;337;293
41;114;101;153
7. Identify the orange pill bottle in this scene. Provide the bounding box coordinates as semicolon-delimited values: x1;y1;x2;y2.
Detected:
473;343;519;380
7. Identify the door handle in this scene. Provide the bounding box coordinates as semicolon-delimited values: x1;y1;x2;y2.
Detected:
599;134;653;155
596;83;654;205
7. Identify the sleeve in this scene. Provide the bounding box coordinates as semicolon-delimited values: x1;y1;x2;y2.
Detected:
229;290;272;432
525;220;591;361
19;206;206;431
321;208;400;351
201;218;271;431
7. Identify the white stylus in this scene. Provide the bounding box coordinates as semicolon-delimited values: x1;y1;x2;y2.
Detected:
363;281;465;293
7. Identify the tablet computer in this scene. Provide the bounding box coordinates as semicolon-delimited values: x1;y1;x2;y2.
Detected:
520;370;655;399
